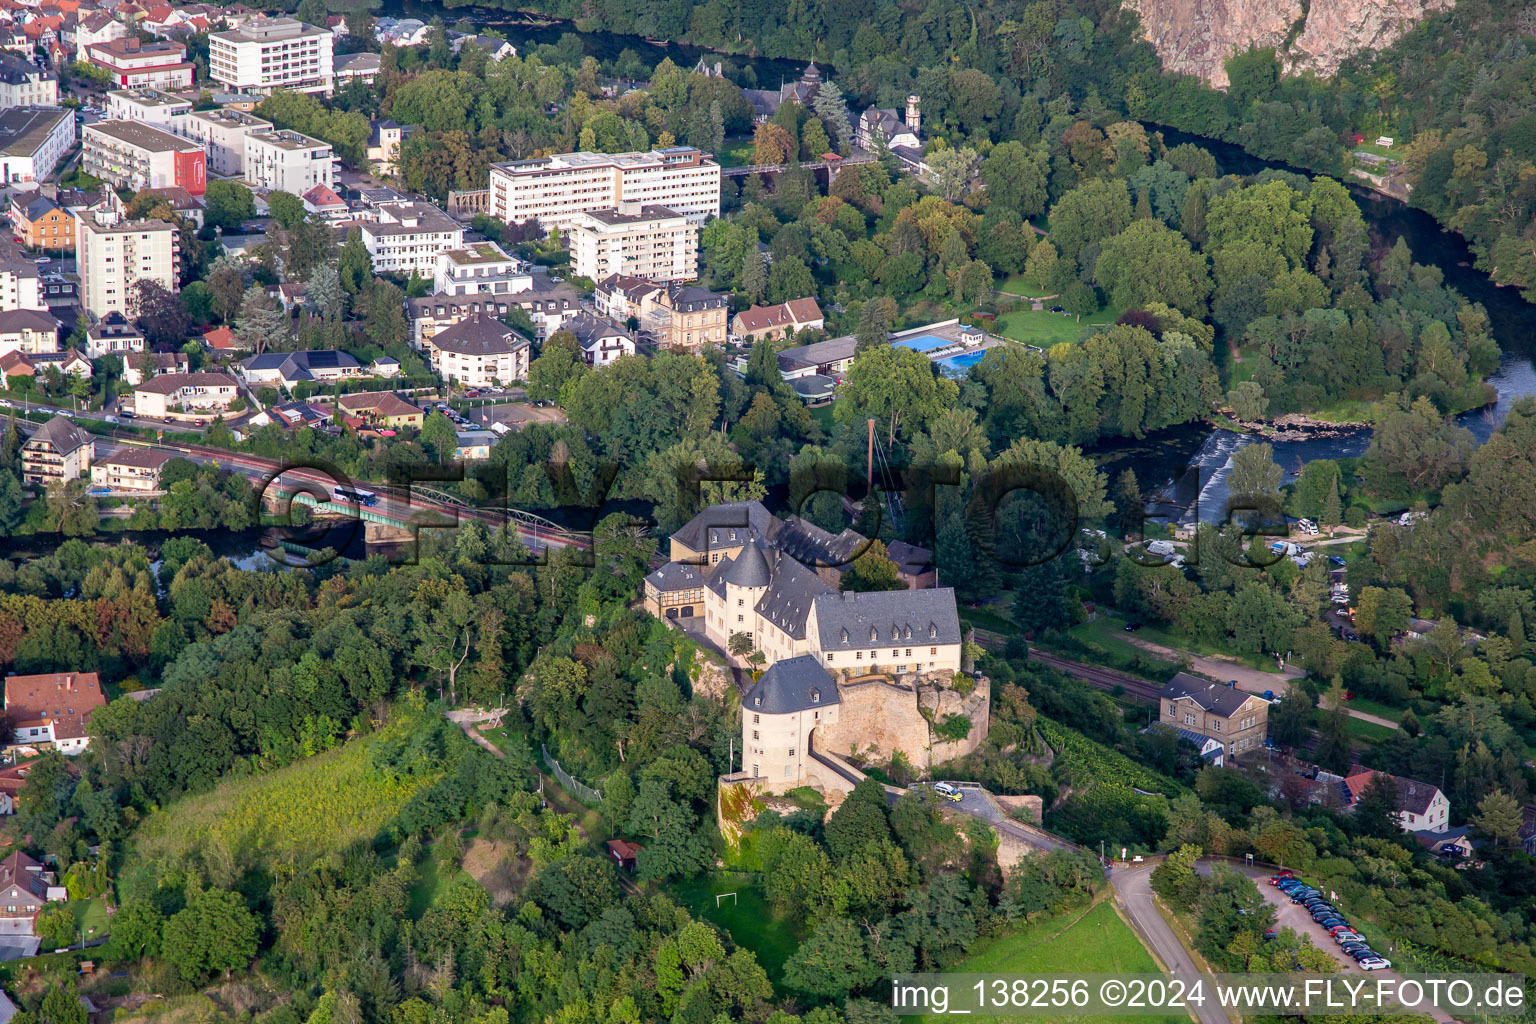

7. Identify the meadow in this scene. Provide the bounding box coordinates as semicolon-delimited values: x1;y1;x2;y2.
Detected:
120;726;440;897
921;900;1186;1024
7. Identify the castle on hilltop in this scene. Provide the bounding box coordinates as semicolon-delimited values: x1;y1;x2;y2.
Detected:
643;502;986;794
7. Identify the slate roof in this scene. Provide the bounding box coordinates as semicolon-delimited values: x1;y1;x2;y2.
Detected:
98;447;173;471
810;587;962;651
719;538;772;587
778;335;856;373
643;560;707;593
563;311;635;350
25;415;90;456
240;349;359;381
427;313;528;356
664;284;723;313
0;309;58;335
740;654;839;715
1159;672;1265;719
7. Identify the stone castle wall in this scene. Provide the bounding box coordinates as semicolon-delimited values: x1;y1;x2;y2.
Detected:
817;674;990;772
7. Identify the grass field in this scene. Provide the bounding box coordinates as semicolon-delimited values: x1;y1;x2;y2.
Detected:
715;138;756;168
998;272;1053;297
996;305;1124;348
70;897;110;941
923;900;1185;1024
120;730;438;897
668;874;801;988
409;847;475;918
1074;611;1281;675
1344;716;1397;744
1341;695;1401;722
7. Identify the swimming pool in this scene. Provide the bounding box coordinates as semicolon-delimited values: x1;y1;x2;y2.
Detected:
937;350;988;375
894;334;952;352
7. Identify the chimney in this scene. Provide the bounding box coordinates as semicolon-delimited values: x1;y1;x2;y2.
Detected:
125;36;139;50
905;94;921;135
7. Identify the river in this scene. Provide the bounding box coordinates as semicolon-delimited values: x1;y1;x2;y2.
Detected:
1095;124;1536;526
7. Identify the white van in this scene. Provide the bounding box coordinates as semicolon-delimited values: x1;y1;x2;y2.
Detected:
932;782;963;802
1296;518;1318;535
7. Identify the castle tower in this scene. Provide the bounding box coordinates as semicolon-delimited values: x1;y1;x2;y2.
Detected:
905;94;921;135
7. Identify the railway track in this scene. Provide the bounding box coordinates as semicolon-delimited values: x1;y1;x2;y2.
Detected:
970;627;1164;702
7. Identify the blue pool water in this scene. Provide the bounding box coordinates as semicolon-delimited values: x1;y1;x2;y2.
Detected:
937;350;987;375
894;334;952;352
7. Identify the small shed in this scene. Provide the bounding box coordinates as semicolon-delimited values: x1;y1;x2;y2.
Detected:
605;839;642;872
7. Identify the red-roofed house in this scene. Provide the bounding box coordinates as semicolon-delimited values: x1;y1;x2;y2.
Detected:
729;297;825;344
4;671;107;755
302;183;348;219
605;839;642;872
201;325;240;353
1341;770;1451;834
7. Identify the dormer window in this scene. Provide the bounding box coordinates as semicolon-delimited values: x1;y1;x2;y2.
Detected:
869;626;878;642
929;624;937;639
754;697;761;706
811;690;820;703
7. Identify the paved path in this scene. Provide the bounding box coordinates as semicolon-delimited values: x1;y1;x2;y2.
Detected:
1110;866;1229;1024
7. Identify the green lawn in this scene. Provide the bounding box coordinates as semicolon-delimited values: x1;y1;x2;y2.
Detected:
923;900;1184;1024
998;272;1053;297
1074;611;1283;675
668;875;802;989
716;138;756;168
1342;695;1401;722
1344;716;1396;744
408;847;474;919
996;305;1124;348
809;402;836;434
70;897;110;942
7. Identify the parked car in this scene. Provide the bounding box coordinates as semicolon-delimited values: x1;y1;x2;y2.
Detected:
1329;555;1347;566
1269;872;1294;885
1348;949;1379;961
465;389;480;397
1123;621;1142;632
1358;957;1391;971
1048;305;1064;313
932;781;963;802
1326;924;1354;935
33;257;49;264
194;418;207;427
119;410;134;419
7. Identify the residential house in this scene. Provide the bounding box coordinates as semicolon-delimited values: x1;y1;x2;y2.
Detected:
855;96;929;174
431;241;529;297
406;278;582;346
82;309;143;359
730;298;825;345
0;349;89;389
0;309;58;356
90;446;174;491
71;10;129;52
200;325;240;354
208;15;335;97
422;313;530;388
568;204;698;283
240;349;360;387
9;193;73;252
1342;770;1452;833
0;53;58;108
487;146;721;233
122;349;188;386
365;118;404;177
336;390;423;429
131;370;239;417
368;356;400;377
562;310;636;367
83;119;207;196
741;62;823;122
302;183;348;219
4;671;107;755
169;107;272;177
243;129;333;194
648;284;726;351
359;201;464;276
1158;673;1269;759
333;50;379;85
453;429;497;460
20;414;92;487
0;849;48;928
248;399;332;430
593;273;661;324
105;87;192;127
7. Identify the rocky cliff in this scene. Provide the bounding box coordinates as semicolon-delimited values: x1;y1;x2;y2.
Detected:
1122;0;1450;87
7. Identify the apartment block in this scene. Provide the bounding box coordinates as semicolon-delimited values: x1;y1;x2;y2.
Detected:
432;241;530;297
21;415;92;488
0;243;43;311
105;88;192;128
0;53;58;108
131;371;239;418
76;203;180;318
423;313;530;388
569;204;698;283
244;129;333;193
85;38;193;90
172;108;272;177
488;146;720;234
91;448;174;492
0;108;74;189
360;202;464;276
83;120;207;196
209;16;335;97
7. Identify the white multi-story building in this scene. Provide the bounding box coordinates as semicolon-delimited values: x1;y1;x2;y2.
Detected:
359;202;464;276
105;89;192;128
83;120;207;196
75;198;180;318
422;313;530;388
0;54;59;108
0;250;43;313
569;204;698;283
0;108;74;190
244;130;333;194
209;16;335;97
172;108;273;177
83;311;145;359
85;38;194;90
432;241;531;297
488;146;720;234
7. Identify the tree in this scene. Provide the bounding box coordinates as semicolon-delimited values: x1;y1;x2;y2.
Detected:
980;140;1049;217
834;344;959;443
1023;239;1057;288
161;888;260;981
1319;475;1342;529
1269;690;1313;748
420;411;458;462
1049;179;1133;269
1470;789;1523;848
839;540;905;592
783;917;875;999
1354;586;1412;643
338;228;372;295
855;298;891;352
812;79;853;152
740;250;768;303
38;981;87;1024
235;285;288;355
1352;772;1401;838
727;632;753;660
1094;219;1211;315
131;279;191;346
1226;381;1268;422
411;579;476;700
1226;442;1283;515
752;122;794;166
206;256;247;322
45;479;96;537
928;146;980;202
203;180;255;231
305;264;346;322
268;190;306;230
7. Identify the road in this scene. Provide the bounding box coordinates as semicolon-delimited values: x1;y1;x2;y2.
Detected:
1113;862;1456;1024
1110;865;1229;1024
